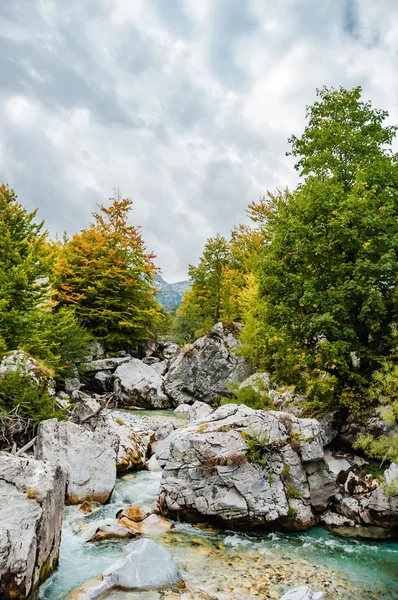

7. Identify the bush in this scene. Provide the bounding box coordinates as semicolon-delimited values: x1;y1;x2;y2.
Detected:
0;364;65;448
221;381;274;411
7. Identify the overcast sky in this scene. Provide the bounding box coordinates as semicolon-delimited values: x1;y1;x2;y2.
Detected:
1;1;398;281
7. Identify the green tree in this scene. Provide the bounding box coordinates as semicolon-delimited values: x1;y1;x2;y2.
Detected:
243;87;398;412
0;184;49;352
53;194;163;350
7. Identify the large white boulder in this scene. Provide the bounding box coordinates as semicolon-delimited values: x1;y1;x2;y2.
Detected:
114;358;172;409
72;539;183;599
0;455;66;599
157;404;335;531
163;323;252;406
35;419;116;504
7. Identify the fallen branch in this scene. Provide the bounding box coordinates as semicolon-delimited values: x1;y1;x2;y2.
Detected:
15;436;37;457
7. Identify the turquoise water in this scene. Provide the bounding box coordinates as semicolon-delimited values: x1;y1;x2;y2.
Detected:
36;470;398;600
35;409;398;600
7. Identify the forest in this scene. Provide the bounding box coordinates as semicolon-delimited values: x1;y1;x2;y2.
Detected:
1;86;397;465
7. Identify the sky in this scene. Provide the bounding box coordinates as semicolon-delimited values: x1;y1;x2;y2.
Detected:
1;1;398;282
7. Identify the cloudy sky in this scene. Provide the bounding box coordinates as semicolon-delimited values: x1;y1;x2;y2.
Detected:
1;1;398;281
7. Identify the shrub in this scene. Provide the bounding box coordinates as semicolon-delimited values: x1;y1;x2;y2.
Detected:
221;382;274;411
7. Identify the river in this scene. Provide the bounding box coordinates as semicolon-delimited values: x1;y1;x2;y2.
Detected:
35;411;398;600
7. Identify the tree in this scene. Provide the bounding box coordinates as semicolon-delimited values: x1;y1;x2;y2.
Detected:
52;194;163;349
0;184;49;352
243;87;398;413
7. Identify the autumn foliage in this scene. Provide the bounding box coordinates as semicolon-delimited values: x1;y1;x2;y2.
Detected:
52;195;163;349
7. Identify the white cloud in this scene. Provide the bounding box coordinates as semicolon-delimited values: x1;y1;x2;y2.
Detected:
0;0;397;281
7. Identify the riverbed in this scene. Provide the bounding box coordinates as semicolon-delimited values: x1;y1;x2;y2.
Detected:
36;411;398;600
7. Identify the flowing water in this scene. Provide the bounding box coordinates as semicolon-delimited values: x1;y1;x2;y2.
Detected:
36;411;398;600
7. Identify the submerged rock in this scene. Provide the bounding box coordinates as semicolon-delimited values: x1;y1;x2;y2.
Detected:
114;358;172;409
0;455;66;600
157;404;335;531
279;587;324;600
116;504;155;521
75;538;184;598
89;524;134;542
36;419;116;504
119;513;174;535
164;323;252;406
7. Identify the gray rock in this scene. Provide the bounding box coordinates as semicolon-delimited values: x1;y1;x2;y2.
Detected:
367;463;398;527
305;461;337;511
0;350;55;396
174;404;191;414
0;455;66;599
55;391;72;410
114;359;172;409
163;323;252;406
279;587;324;600
36;419;116;504
86;356;132;372
161;342;180;361
319;510;354;527
65;377;82;393
239;372;270;392
151;360;169;376
318;411;340;446
157;404;329;531
93;371;113;393
78;539;183;598
188;401;215;422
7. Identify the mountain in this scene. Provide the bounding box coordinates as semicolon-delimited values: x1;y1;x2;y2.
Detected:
154;275;191;312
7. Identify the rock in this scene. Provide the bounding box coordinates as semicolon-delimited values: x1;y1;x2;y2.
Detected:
35;419;116;504
114;359;172;409
143;356;161;365
79;500;101;515
188;401;215;422
174;404;191;414
161;342;180;361
319;510;354;527
86;356;132;373
86;341;105;361
318;411;340;446
77;539;183;598
157;404;331;531
89;524;134;542
268;390;307;417
0;455;66;599
65;377;82;393
325;455;351;475
331;524;398;541
93;371;113;393
116;504;155;521
279;587;324;600
73;398;151;472
55;391;72;410
340;409;393;447
238;372;270;392
152;360;169;376
147;454;163;471
164;323;252;406
305;461;337;511
367;462;398;527
0;350;55;395
119;513;174;535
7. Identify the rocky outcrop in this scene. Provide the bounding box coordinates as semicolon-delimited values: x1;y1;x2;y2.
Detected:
0;455;66;600
157;404;336;531
163;323;252;406
73;539;183;599
114;358;172;409
72;398;152;472
35;419;116;504
0;351;55;396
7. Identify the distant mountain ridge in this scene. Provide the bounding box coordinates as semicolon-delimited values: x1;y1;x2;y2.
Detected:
154;275;191;311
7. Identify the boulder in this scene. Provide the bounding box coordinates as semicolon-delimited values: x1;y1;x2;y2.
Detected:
116;504;154;521
157;404;334;531
86;356;132;373
89;524;134;542
161;341;180;361
92;371;113;393
75;539;183;599
305;461;337;511
238;372;270;392
0;455;66;599
174;404;191;415
0;351;55;396
72;399;151;472
152;360;169;376
188;401;215;422
35;419;116;504
163;323;252;406
319;510;354;527
367;463;398;527
279;587;324;600
119;513;174;535
65;377;82;394
114;359;172;409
